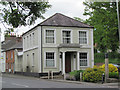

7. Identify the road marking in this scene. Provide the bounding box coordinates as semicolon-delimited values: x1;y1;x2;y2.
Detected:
11;83;29;87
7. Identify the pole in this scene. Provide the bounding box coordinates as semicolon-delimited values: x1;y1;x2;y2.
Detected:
116;0;120;45
105;53;109;83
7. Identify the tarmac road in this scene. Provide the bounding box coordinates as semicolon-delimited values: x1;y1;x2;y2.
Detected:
1;74;119;89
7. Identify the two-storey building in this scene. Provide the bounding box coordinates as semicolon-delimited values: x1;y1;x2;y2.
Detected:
1;34;23;73
22;13;94;76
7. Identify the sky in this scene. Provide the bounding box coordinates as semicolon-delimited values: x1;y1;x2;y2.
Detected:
0;0;89;41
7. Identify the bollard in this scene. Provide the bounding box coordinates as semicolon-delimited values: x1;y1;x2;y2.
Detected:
51;71;53;80
80;72;82;81
64;73;66;80
48;71;49;79
48;71;52;79
102;73;105;84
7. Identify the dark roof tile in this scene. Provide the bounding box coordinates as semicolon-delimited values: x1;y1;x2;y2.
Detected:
40;13;93;28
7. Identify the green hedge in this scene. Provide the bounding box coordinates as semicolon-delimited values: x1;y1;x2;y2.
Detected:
109;72;119;79
69;70;84;81
82;68;104;83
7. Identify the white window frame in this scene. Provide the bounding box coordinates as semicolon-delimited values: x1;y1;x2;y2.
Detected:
44;51;56;68
44;29;56;44
78;30;88;45
32;53;35;66
61;29;72;44
79;51;89;67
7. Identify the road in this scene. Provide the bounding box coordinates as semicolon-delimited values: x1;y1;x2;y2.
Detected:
1;74;119;89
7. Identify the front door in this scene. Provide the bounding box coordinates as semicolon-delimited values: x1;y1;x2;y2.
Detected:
65;52;71;73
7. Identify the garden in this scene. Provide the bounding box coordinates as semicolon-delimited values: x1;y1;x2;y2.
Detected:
68;64;119;83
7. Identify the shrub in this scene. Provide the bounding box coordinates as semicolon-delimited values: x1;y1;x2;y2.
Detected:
100;64;118;72
69;70;84;81
109;72;119;79
82;67;104;83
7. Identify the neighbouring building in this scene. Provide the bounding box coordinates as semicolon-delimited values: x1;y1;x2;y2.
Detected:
1;34;23;73
22;13;94;76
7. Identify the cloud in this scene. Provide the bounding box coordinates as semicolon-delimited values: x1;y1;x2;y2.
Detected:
0;0;89;41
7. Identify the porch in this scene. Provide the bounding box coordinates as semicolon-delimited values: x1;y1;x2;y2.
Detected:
59;51;80;74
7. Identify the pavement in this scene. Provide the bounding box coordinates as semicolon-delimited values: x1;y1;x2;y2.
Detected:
1;73;120;88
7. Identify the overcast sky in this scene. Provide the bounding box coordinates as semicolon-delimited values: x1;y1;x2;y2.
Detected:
0;0;89;41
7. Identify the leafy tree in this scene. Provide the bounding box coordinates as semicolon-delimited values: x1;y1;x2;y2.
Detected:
83;1;120;52
0;1;51;31
74;17;91;25
74;17;85;23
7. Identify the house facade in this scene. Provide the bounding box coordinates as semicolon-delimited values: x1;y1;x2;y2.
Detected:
22;13;94;75
1;34;23;73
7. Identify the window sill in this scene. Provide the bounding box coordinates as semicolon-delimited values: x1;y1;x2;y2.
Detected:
44;67;57;69
80;66;90;68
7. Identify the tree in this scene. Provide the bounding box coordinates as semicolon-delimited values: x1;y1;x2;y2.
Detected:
0;2;51;31
74;17;85;23
83;1;120;52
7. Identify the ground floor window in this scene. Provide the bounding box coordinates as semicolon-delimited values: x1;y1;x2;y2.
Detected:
79;53;87;66
46;52;55;67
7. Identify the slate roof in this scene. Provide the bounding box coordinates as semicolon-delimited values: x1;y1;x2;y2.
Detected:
22;13;93;36
40;13;93;28
1;39;23;52
1;40;17;51
6;41;23;51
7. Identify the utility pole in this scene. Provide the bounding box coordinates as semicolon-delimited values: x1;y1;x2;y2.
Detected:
105;53;109;83
116;0;120;45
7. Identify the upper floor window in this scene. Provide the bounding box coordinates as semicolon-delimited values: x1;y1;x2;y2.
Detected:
79;53;88;66
11;52;13;60
79;31;87;44
30;34;31;46
46;30;54;43
46;52;55;67
32;53;34;66
62;31;71;44
32;33;35;46
6;54;8;60
24;37;25;49
27;36;29;48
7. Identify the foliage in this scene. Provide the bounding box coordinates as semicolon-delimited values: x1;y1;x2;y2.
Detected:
109;72;119;79
69;70;84;81
74;17;86;23
99;64;118;72
0;2;51;28
82;67;104;82
94;52;120;63
83;1;120;52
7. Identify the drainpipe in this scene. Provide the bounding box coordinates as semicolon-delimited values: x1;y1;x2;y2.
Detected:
41;26;43;73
